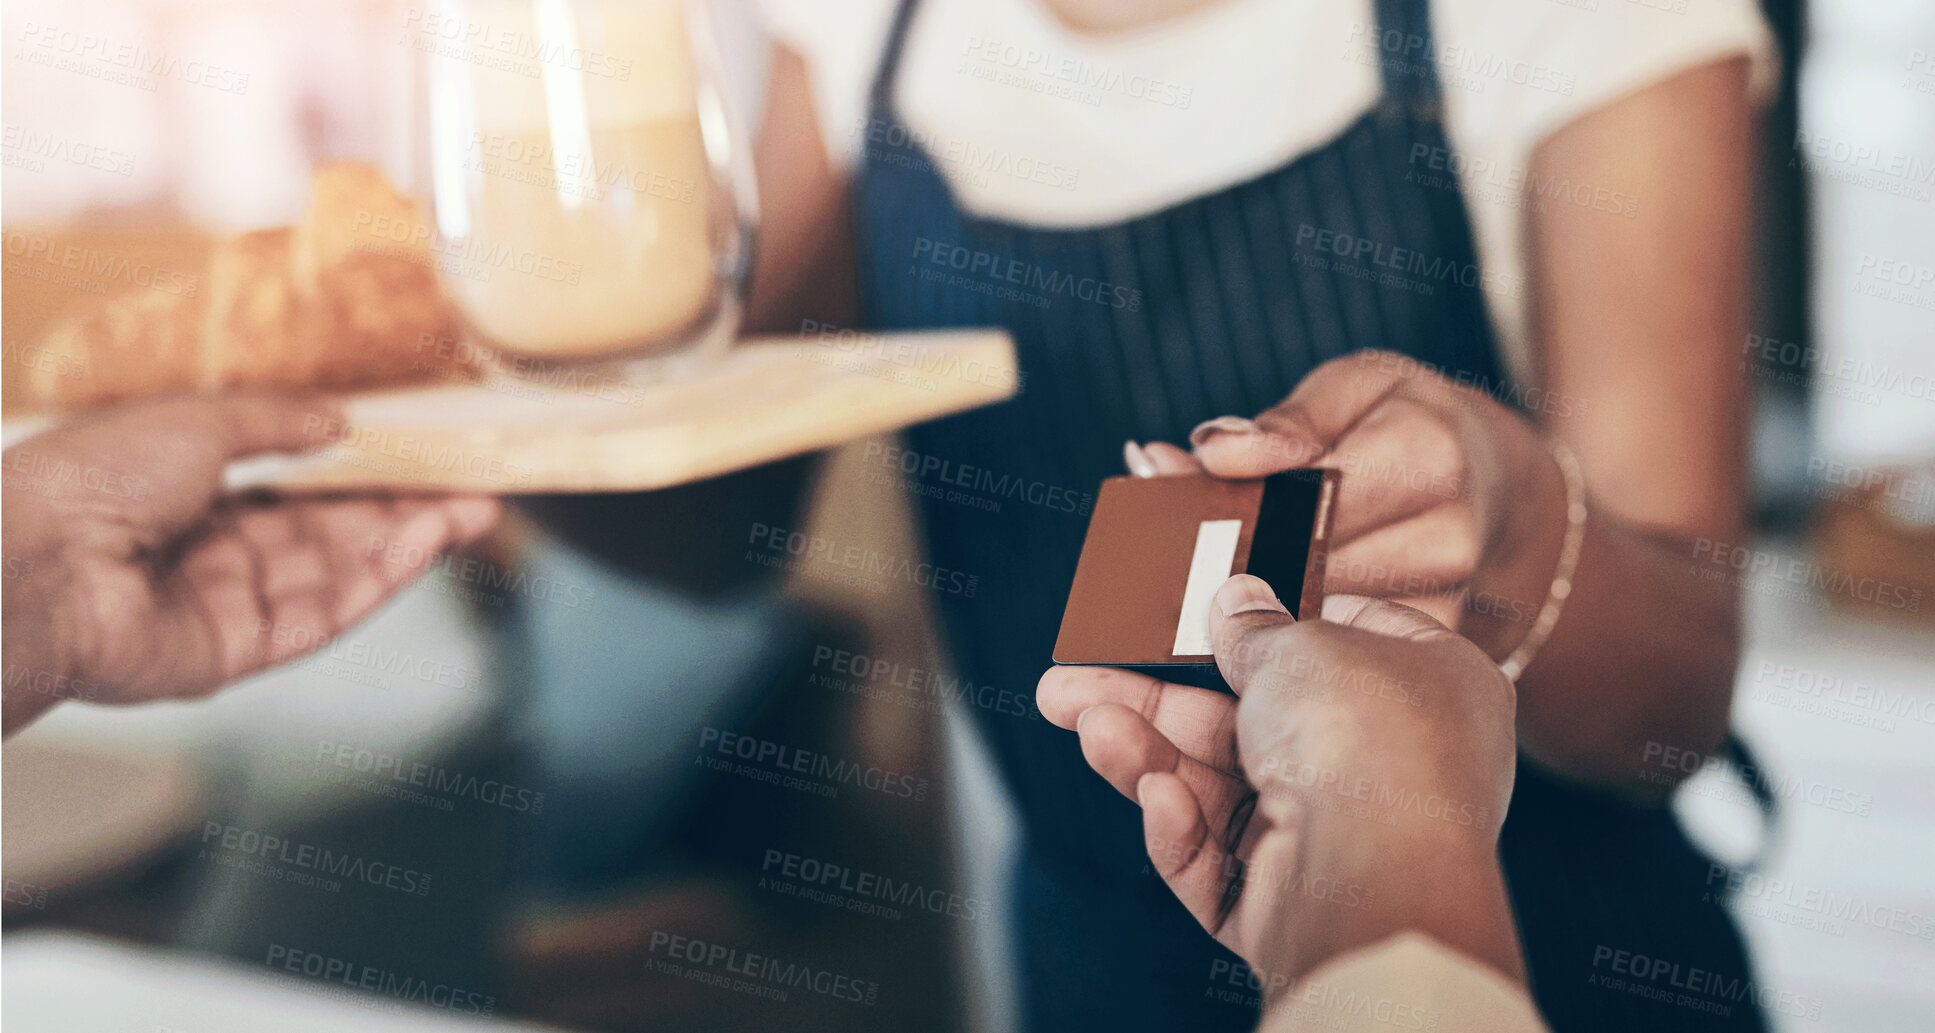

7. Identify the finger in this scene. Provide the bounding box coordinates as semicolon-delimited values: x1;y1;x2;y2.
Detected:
1143;441;1205;475
1320;505;1481;598
173;534;265;685
1207;574;1297;694
30;394;346;549
1123;440;1205;478
1038;665;1238;769
1230;811;1306;937
97;392;344;465
441;495;503;544
1318;397;1467;545
233;506;333;603
1138;772;1238;936
1190;353;1409;476
1385;592;1465;631
251;590;335;671
198;393;345;462
1190;422;1313;479
333;502;460;623
1077;703;1252;840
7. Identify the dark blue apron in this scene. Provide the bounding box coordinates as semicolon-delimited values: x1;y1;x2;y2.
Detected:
851;2;1765;1029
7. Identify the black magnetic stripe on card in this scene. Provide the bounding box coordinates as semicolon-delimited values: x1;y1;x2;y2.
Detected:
1248;470;1325;619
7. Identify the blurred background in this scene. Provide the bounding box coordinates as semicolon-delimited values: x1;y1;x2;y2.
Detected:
3;0;1932;1031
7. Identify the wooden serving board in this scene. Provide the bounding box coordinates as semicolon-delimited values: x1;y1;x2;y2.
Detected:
218;329;1018;494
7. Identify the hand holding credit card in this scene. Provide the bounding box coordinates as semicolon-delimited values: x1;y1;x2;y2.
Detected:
1054;469;1338;685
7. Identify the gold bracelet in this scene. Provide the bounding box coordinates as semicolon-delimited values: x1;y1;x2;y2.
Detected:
1499;438;1587;682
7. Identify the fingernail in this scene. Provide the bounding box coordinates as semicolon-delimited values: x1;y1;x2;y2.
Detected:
1189;415;1259;447
1135;774;1148;806
1123;440;1157;478
1076;705;1095;732
1216;574;1286;617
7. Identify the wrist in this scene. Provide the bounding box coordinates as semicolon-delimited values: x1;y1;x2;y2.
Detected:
1;515;87;735
1465;435;1572;662
1260;823;1521;1007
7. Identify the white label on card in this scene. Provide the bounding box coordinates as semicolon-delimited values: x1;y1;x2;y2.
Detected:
1172;519;1242;657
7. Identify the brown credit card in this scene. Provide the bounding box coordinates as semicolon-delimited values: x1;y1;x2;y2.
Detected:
1054;469;1338;671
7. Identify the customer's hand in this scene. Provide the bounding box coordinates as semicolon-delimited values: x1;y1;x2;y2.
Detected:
1038;575;1523;999
2;394;500;734
1130;350;1568;660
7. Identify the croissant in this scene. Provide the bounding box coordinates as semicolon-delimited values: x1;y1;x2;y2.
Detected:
19;164;477;411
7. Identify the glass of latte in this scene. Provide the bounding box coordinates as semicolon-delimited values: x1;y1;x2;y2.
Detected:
408;0;752;370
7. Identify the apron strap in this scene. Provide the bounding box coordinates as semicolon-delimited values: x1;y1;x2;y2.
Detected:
868;0;924;117
1372;0;1446;123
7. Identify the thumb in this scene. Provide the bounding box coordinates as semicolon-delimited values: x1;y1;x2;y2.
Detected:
1208;574;1298;694
190;393;346;462
1210;585;1455;695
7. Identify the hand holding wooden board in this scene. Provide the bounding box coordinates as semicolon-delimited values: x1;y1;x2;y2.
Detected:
218;329;1017;494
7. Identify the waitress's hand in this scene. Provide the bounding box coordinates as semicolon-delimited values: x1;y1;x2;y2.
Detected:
1037;576;1523;999
2;394;501;735
1130;350;1568;660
